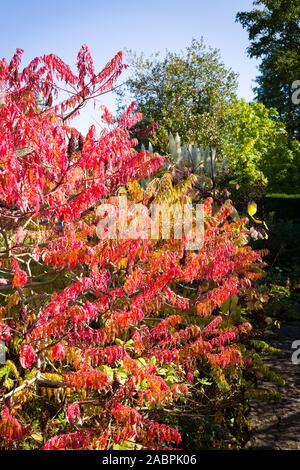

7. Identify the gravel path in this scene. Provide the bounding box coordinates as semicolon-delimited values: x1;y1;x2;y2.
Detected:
247;321;300;449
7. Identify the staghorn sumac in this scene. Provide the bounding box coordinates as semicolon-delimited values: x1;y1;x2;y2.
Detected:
0;46;266;450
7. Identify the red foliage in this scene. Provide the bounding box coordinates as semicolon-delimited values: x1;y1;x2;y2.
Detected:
42;431;92;450
11;260;28;288
0;322;11;341
64;366;111;391
19;345;36;369
51;342;66;360
0;406;23;441
145;420;182;446
0;46;265;450
66;402;81;424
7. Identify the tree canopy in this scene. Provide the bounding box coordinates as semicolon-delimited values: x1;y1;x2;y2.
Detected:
223;100;300;193
236;0;300;138
118;38;238;152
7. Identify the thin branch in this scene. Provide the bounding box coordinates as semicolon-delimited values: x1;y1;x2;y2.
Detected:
0;274;63;292
0;375;39;402
0;374;68;403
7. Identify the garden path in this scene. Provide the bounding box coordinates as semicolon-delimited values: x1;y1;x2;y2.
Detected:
248;321;300;449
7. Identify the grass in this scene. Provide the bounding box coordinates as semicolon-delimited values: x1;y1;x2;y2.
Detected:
266;193;300;199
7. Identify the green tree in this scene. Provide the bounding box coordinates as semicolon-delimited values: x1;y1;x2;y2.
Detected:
236;0;300;138
118;38;238;152
120;38;300;194
223;100;300;194
223;100;288;189
166;99;300;195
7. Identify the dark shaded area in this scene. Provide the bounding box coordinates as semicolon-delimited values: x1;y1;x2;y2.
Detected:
265;195;300;223
247;194;300;448
247;321;300;449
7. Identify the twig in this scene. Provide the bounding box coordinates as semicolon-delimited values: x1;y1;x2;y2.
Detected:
0;375;39;402
0;375;67;402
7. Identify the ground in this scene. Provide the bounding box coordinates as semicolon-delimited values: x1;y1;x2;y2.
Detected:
247;321;300;449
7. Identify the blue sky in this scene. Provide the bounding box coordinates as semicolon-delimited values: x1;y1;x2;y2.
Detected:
1;0;258;132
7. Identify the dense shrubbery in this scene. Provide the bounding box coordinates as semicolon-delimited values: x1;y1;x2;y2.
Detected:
120;40;300;195
0;47;272;449
117;39;237;153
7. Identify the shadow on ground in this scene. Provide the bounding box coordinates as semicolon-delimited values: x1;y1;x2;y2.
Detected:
248;321;300;449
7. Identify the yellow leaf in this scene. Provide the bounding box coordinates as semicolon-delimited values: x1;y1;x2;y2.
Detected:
117;186;127;196
247;201;257;217
117;257;128;270
7;291;21;310
0;306;5;320
126;181;144;202
31;433;43;442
